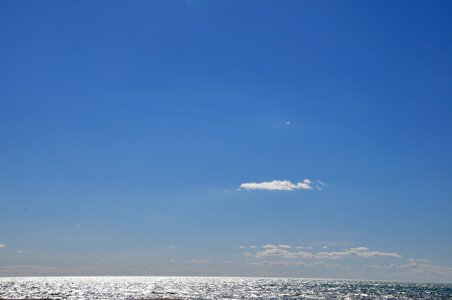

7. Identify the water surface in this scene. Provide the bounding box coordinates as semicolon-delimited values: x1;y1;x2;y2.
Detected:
1;276;451;299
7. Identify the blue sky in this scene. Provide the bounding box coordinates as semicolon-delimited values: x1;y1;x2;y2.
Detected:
1;0;452;282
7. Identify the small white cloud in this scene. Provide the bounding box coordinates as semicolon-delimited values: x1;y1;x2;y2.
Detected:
0;243;5;248
285;121;291;125
240;179;313;191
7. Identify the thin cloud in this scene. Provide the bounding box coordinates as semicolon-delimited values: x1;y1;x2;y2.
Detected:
250;244;402;260
296;246;313;250
189;258;211;263
176;258;212;263
0;243;5;248
316;180;327;190
365;258;452;277
248;260;308;267
14;250;30;254
317;180;327;186
237;245;258;249
248;261;346;269
240;179;313;191
315;247;402;259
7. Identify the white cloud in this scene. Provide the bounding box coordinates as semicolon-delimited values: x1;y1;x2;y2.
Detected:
256;244;312;259
315;247;402;259
240;179;313;191
250;244;402;260
0;243;5;248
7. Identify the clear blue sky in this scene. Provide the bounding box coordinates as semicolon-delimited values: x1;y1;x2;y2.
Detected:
1;0;451;282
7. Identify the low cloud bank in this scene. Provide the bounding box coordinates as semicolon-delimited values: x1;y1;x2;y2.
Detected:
253;244;402;260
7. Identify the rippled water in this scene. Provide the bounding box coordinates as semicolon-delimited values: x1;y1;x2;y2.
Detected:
0;276;451;299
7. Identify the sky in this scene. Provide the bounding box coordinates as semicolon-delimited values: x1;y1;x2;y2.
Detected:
0;0;452;282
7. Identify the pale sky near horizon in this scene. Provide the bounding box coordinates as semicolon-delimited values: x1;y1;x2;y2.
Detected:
1;0;452;282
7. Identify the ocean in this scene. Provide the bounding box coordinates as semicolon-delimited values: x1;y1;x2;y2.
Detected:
0;276;451;299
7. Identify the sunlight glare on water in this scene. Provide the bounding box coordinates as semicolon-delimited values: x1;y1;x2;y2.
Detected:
1;276;451;299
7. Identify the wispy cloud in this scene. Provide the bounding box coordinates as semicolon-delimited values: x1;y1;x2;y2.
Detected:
172;258;212;264
189;258;211;263
296;246;313;250
240;179;313;191
315;247;402;259
249;244;402;260
248;260;307;267
315;180;327;190
14;250;30;254
0;243;5;248
248;261;346;269
365;258;452;277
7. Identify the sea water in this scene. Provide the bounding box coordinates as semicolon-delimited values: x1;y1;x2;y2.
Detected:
1;276;451;299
